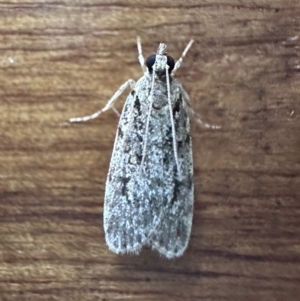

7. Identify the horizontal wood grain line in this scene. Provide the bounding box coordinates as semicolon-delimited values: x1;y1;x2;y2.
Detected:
0;2;285;11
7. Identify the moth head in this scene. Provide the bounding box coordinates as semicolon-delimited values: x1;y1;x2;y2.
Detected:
145;43;175;74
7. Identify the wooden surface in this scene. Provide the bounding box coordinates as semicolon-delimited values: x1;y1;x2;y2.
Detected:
1;1;300;300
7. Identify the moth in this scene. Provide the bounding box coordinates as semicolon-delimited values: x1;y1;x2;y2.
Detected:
70;37;214;259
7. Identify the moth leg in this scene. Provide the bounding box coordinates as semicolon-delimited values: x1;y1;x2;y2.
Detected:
191;111;221;129
69;79;135;123
137;36;146;73
182;88;221;130
112;107;121;117
172;39;194;75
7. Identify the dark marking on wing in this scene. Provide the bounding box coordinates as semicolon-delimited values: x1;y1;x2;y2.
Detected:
118;126;124;138
173;97;181;115
121;177;131;197
133;95;141;115
135;152;143;164
171;179;182;205
185;134;190;144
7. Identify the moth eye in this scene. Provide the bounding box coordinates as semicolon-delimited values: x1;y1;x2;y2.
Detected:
167;56;175;72
146;54;156;71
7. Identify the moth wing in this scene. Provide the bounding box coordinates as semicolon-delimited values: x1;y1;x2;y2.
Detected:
149;90;194;259
104;80;194;259
103;81;164;254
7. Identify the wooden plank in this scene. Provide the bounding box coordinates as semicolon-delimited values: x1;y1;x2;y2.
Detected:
0;1;300;300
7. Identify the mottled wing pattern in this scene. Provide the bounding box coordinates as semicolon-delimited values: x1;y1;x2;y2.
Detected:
104;77;193;258
103;77;164;254
148;85;194;258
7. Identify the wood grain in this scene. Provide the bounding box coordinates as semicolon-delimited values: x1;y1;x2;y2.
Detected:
0;1;300;300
